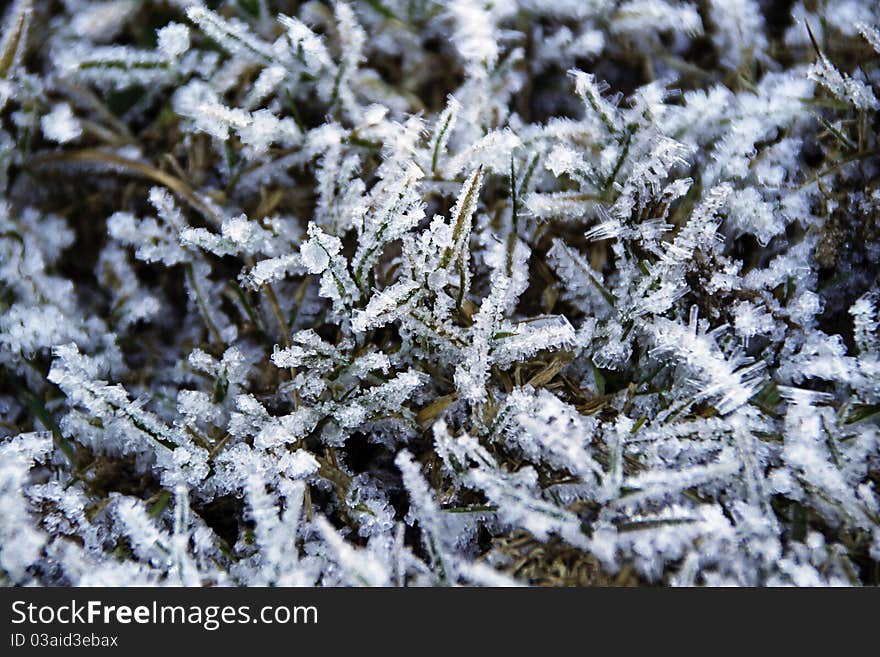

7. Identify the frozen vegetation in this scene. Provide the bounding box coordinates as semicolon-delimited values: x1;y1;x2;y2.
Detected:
1;0;879;586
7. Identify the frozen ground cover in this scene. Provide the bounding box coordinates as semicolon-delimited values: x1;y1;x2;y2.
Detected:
1;0;879;586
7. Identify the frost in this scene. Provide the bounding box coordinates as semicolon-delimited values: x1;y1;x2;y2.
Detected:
1;0;879;588
808;52;879;111
157;23;190;59
41;103;82;144
708;0;767;70
0;433;51;581
448;0;500;72
647;309;765;416
611;1;703;38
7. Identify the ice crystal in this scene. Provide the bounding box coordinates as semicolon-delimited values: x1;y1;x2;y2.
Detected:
0;0;878;587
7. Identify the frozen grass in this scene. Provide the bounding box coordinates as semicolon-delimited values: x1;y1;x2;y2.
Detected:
0;0;879;586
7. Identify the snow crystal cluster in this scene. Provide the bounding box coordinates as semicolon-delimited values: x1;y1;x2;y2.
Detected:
1;0;879;586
